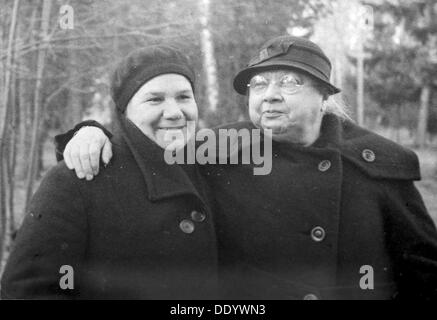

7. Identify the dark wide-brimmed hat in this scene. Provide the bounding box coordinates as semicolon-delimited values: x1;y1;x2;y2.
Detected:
233;35;340;95
111;44;195;113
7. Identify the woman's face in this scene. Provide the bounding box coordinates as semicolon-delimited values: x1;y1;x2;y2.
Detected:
126;73;198;150
248;69;325;145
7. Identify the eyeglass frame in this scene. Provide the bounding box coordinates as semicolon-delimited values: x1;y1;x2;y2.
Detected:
246;72;309;94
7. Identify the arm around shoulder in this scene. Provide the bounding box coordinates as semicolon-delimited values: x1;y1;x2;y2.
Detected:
55;120;112;161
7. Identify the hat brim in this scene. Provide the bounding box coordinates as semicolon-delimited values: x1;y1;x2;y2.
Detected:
233;60;341;95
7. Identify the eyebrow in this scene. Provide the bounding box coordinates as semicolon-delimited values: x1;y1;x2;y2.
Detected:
145;89;193;96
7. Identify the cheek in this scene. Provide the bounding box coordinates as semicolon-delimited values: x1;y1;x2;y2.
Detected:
144;110;163;126
184;102;199;122
286;96;320;120
128;107;162;130
248;95;262;119
248;94;262;110
306;97;322;119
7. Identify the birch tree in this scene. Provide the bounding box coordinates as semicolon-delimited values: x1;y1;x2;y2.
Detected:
24;0;52;209
0;0;20;272
415;1;436;147
199;0;218;113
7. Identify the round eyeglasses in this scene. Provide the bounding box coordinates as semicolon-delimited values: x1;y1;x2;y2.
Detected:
247;74;304;94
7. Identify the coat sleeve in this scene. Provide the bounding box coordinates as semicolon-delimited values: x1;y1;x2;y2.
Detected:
0;164;88;299
54;120;113;161
382;179;437;300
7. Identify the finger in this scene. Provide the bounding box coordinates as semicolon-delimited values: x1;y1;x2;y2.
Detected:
63;144;74;170
102;139;113;166
89;141;102;175
79;143;93;179
70;144;85;179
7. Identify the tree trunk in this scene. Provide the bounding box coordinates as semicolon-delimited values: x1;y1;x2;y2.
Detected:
356;43;364;126
0;0;20;275
17;6;38;182
199;0;218;113
6;63;18;237
416;84;430;148
24;0;52;210
64;47;82;130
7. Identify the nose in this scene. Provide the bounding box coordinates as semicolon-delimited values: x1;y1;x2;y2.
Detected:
263;82;283;103
163;101;183;120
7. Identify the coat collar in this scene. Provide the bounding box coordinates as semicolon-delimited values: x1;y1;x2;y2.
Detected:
215;114;420;181
111;115;203;202
312;114;420;180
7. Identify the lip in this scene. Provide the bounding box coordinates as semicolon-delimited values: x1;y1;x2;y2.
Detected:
262;111;285;119
157;126;186;130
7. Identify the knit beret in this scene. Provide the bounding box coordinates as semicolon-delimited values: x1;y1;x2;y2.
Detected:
110;45;195;113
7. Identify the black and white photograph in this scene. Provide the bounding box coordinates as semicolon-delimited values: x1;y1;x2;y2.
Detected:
0;0;437;304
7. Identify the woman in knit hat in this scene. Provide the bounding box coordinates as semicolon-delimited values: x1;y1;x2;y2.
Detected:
1;45;219;299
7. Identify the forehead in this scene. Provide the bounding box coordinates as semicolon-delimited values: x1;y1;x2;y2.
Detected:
137;73;193;93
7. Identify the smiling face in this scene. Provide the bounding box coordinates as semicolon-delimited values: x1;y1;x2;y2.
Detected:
125;73;198;150
248;69;325;146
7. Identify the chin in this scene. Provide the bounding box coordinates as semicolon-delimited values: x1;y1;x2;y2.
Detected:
261;123;285;134
160;137;187;151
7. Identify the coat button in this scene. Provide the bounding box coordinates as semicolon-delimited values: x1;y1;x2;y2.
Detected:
311;226;326;242
191;210;206;222
318;160;331;172
303;293;319;300
179;219;195;234
362;149;376;162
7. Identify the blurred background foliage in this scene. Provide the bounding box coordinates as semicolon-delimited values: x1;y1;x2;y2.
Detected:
0;0;437;270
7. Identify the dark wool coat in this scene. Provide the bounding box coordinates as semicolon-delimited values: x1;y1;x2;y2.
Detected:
1;118;218;299
205;114;437;300
30;114;437;300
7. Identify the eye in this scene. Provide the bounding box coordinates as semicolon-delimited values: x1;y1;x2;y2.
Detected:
280;74;302;86
146;96;164;103
177;94;192;101
249;75;269;91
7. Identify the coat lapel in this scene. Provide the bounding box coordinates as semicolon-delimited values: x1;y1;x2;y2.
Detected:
112;115;203;202
316;114;420;181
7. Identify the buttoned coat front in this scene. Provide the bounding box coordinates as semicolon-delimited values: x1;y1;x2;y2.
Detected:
206;114;437;300
29;114;437;300
1;119;218;299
